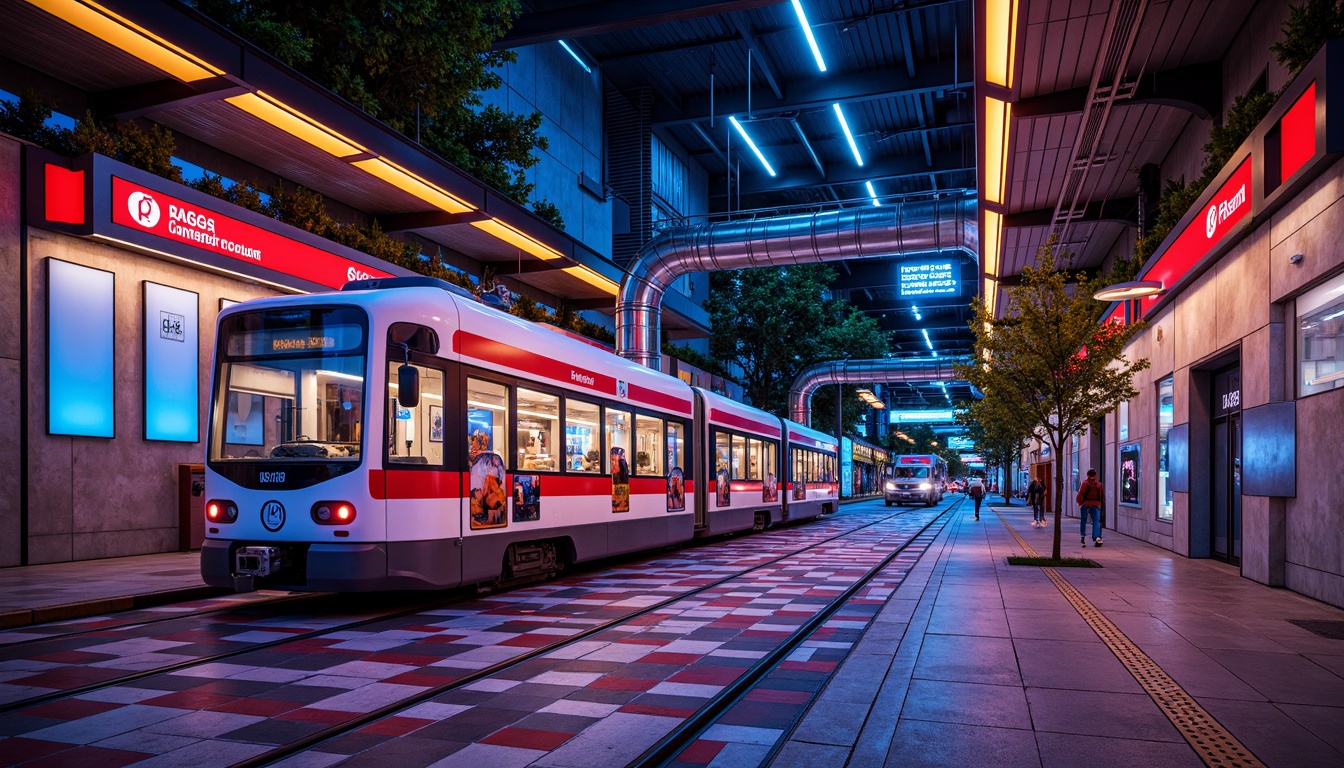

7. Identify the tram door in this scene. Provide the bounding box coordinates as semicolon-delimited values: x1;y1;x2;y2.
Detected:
1211;368;1242;564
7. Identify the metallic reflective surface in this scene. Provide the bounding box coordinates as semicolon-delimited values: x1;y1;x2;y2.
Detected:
617;193;979;367
788;357;964;426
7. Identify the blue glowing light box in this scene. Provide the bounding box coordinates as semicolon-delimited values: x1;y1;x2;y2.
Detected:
897;260;961;298
144;282;199;442
47;259;115;437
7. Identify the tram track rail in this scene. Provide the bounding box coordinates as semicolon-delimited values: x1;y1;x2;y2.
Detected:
630;497;961;767
0;591;314;651
231;501;954;768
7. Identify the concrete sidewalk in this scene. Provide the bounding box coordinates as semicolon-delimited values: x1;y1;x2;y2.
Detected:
0;551;218;628
775;503;1344;767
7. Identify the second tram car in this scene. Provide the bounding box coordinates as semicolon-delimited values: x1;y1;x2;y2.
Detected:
202;277;838;592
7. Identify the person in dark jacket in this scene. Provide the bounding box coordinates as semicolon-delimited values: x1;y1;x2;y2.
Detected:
968;477;985;520
1076;469;1104;547
1026;478;1046;527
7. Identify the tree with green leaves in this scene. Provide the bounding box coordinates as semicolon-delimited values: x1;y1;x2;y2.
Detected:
955;241;1149;559
1271;0;1344;73
958;396;1030;504
705;265;891;428
195;0;562;225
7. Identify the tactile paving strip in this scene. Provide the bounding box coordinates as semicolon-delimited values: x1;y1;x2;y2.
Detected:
998;515;1266;768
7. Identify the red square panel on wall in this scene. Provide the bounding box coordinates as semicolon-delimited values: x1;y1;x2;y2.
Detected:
44;164;85;224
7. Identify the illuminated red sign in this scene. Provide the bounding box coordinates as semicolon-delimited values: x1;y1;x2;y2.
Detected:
1139;157;1252;318
110;177;392;289
1279;82;1317;184
899;455;932;465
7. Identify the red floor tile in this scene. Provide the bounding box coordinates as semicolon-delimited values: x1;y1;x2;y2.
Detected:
677;739;727;764
21;698;121;720
383;671;456;687
31;651;115;664
620;703;696;718
21;745;150;768
481;726;575;751
669;667;742;685
780;660;837;673
499;633;558;648
590;677;657;691
0;738;74;763
640;652;702;665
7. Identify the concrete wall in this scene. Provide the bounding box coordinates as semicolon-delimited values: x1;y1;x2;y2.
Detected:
484;43;610;258
24;229;278;564
0;137;21;567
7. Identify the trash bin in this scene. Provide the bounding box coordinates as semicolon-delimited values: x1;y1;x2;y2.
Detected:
178;464;206;550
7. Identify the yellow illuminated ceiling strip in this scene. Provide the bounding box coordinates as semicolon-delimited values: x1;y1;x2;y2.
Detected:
985;0;1020;89
982;209;1003;277
984;97;1011;205
984;276;999;317
561;266;620;295
226;92;365;158
471;219;563;261
351;157;474;214
31;0;221;81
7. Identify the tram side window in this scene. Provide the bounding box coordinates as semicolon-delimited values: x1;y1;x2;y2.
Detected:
763;441;777;481
668;421;686;471
516;388;559;472
387;362;445;465
731;434;746;479
606;408;632;474
715;431;731;474
793;449;803;484
565;398;601;472
746;439;762;480
467;378;509;466
635;414;665;476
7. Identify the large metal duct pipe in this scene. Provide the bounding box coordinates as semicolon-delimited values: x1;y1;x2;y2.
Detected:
616;193;978;368
789;357;966;427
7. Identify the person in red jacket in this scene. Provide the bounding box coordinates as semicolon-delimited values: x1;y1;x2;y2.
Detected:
1076;469;1104;547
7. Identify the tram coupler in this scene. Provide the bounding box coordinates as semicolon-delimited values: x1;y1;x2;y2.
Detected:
236;545;285;577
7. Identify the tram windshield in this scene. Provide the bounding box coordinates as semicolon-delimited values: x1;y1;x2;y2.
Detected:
892;467;931;479
210;306;367;462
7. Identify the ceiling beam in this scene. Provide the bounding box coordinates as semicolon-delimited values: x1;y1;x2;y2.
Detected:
731;17;783;101
378;210;490;232
1015;60;1223;121
790;118;826;180
91;76;251;120
596;34;740;63
717;148;971;196
1003;197;1138;228
654;58;971;126
496;0;782;48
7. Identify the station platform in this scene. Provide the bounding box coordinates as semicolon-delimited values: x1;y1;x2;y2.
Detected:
770;503;1344;768
0;502;1341;767
0;552;216;629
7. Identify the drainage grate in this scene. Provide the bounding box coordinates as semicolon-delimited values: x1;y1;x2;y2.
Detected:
997;515;1267;768
1288;619;1344;640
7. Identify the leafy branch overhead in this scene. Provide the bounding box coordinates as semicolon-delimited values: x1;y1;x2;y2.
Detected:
194;0;563;226
956;239;1149;559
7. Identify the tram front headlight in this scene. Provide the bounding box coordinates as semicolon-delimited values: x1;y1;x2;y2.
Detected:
918;482;932;490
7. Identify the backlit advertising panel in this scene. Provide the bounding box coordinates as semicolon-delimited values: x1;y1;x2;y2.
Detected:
144;282;199;442
898;259;960;298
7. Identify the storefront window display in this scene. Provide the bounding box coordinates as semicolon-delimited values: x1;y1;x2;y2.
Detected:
1298;271;1344;397
1157;376;1174;521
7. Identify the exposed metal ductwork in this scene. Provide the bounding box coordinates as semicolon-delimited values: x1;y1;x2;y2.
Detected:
789;357;966;427
616;193;978;368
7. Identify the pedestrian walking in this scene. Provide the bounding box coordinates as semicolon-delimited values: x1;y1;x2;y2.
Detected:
1076;469;1104;547
968;476;985;520
1026;477;1045;526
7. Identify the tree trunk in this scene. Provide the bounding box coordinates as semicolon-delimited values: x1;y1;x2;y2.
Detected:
1002;459;1014;505
1050;436;1064;560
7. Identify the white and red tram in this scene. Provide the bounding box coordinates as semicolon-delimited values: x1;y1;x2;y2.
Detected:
201;277;838;591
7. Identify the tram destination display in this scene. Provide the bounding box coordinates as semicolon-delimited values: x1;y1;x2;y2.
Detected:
898;259;960;298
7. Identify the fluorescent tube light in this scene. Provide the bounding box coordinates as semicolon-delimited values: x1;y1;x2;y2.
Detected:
833;104;863;166
922;329;933;350
558;40;591;73
729;116;777;176
791;0;827;72
865;180;879;206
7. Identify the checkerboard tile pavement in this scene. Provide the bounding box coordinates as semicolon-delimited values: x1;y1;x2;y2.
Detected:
0;506;929;767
